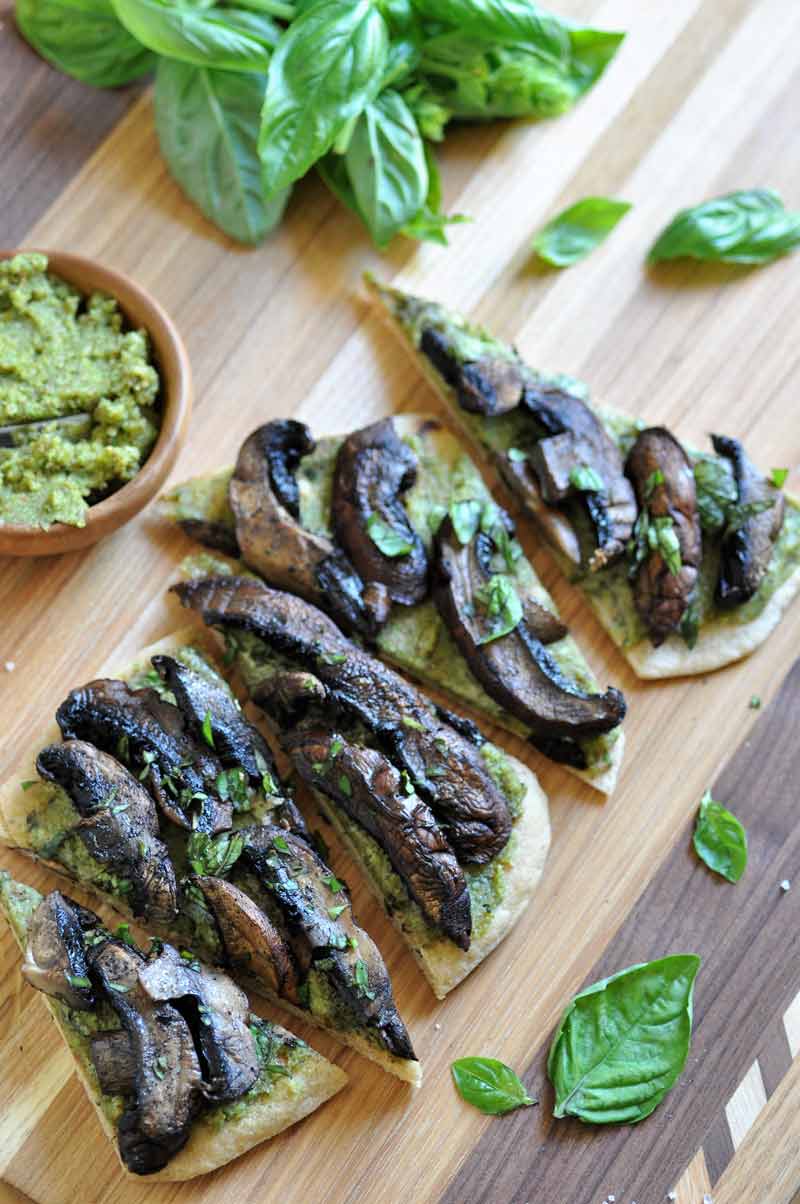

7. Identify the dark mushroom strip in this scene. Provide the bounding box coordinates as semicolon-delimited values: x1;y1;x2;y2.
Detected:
178;517;241;559
138;942;260;1104
498;451;584;569
419;326;530;416
284;725;471;949
172;576;512;863
21;890;94;1010
89;938;203;1175
712;434;785;606
626;427;702;644
35;742;179;925
191;875;298;1002
236;824;416;1063
90;1030;137;1096
261;418;315;519
229;422;388;637
56;680;232;834
432;516;626;756
332;418;429;606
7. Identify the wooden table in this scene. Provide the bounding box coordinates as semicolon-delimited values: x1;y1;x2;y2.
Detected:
2;1;799;1200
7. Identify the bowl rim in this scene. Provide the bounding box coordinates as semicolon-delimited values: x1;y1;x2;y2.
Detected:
0;248;192;548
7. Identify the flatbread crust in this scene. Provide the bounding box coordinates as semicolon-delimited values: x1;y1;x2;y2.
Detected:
367;276;800;681
0;629;420;1086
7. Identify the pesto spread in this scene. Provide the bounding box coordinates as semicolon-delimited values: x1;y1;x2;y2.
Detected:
0;252;160;528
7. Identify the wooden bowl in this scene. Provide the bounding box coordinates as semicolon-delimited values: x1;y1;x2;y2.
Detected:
0;249;192;557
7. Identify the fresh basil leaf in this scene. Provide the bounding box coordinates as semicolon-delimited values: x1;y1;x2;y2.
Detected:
451;1056;536;1115
155;60;290;244
770;467;789;489
111;0;273;70
187;830;245;876
548;955;700;1125
259;0;389;196
365;511;414;557
650;516;681;575
345;90;429;248
476;574;523;643
693;454;738;534
400;143;469;245
532;197;631;267
569;463;604;492
402;82;450;141
17;0;156;87
648;189;800;265
449;497;483;544
693;791;747;883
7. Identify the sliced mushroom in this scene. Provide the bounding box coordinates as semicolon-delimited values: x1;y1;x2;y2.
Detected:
285;725;471;949
259;418;315;518
89;938;203;1175
90;1029;137;1096
35;742;179;925
138;942;260;1104
419;326;530;416
432;515;626;759
236;824;416;1063
229;422;389;637
711;434;785;606
21;890;94;1010
172;576;513;863
178;517;241;559
56;680;232;834
626;427;702;644
498;450;584;568
332;418;428;606
192;874;298;1001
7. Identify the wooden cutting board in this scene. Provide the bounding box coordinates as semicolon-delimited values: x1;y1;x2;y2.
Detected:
1;0;800;1200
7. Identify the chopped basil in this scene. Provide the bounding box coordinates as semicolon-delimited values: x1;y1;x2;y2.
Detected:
476;575;523;643
19;780;36;791
115;923;134;947
451;1056;536;1115
323;874;345;894
628;509;682;578
329;738;343;758
66;974;91;989
201;709;215;748
450;497;483;545
644;468;665;497
328;903;347;920
401;715;424;731
399;770;415;796
107;981;131;993
366;512;413;557
771;467;789;488
186;830;245;877
693;791;748;883
354;959;375;999
273;834;290;853
694;455;738;534
569;463;604;493
337;774;352;797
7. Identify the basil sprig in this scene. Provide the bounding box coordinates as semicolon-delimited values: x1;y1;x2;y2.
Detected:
548;955;700;1125
532;197;631;267
451;1056;536;1115
693;791;747;883
649;189;800;266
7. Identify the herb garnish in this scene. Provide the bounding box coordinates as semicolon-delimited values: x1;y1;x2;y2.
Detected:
476;575;523;644
569;464;604;493
323;874;345;894
328;903;347;920
19;780;36;792
366;512;413;557
451;1057;536;1115
337;774;352;797
649;189;800;265
693;792;747;883
187;830;245;877
532;197;631;268
201;709;215;748
354;959;375;1000
66;973;91;989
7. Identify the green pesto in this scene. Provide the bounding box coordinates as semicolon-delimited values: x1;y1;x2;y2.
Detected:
0;253;160;528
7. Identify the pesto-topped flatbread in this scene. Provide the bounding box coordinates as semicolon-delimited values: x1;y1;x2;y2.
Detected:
368;278;800;679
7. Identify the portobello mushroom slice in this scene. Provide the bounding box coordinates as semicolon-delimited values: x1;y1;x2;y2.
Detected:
172;576;512;863
21;889;94;1009
35;741;179;926
626;427;702;644
88;937;203;1175
236;824;416;1063
90;1029;137;1096
419;325;530;417
192;875;298;1002
284;725;472;949
138;942;260;1103
332;418;429;606
229;422;389;637
711;434;785;606
56;679;232;834
432;514;626;756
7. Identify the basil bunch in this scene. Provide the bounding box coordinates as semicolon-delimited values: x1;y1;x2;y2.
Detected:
16;0;624;247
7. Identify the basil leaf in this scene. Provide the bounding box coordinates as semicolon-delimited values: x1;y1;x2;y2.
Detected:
155;60;290;244
693;454;738;534
726;497;776;531
476;575;523;643
111;0;273;70
449;497;483;544
649;516;681;575
451;1056;536;1115
532;197;631;267
345;90;429;248
569;463;604;492
17;0;156;87
187;830;245;876
365;512;413;557
648;189;800;265
693;791;747;883
771;467;789;489
548;955;700;1125
259;0;389;196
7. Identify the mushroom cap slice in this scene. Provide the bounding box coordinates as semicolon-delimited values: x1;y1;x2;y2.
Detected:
21;890;94;1010
55;680;232;834
419;325;530;416
332;418;429;606
35;741;179;925
626;427;702;644
285;725;472;949
192;874;298;1002
711;434;785;607
90;1029;137;1097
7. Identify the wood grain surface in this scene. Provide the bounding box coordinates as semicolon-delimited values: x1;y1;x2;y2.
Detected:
1;1;799;1201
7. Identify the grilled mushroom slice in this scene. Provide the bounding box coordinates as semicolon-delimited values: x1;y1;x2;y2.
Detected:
285;725;471;948
236;824;416;1062
90;1030;137;1096
192;875;298;1001
138;942;260;1103
626;427;702;644
229;422;389;637
332;418;428;606
172;576;512;863
21;889;94;1009
711;434;785;606
89;938;203;1175
419;326;530;416
56;680;232;834
35;741;179;925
